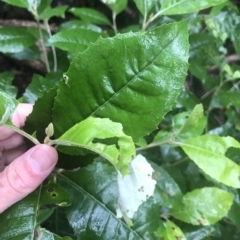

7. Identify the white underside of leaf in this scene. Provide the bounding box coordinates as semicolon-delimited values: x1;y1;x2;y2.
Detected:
116;154;156;222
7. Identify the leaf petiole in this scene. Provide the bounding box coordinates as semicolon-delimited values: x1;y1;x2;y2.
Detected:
2;123;40;145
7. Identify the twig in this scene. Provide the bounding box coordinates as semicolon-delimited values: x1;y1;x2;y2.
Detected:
112;13;118;35
44;20;57;72
0;19;56;31
37;21;50;73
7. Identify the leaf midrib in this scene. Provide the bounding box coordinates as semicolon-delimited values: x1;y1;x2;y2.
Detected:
58;173;144;239
179;141;240;168
86;29;180;119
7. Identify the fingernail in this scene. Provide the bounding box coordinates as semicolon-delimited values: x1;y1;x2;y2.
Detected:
28;145;56;173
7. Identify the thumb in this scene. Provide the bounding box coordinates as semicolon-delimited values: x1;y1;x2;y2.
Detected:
0;144;58;213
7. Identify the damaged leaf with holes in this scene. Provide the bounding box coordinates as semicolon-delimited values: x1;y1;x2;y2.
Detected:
55;117;135;175
40;180;71;207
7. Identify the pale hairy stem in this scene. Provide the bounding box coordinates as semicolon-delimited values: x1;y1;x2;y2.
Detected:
44;20;57;72
37;20;50;73
112;12;118;35
136;138;174;151
141;0;148;31
2;123;40;145
142;2;181;30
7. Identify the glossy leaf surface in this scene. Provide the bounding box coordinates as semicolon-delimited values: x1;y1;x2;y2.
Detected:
69;7;111;25
56;117;135;175
47;29;100;53
0;189;40;239
57;161;146;239
59;20;102;33
53;22;189;142
180;135;240;188
171;187;234;225
160;0;228;15
0;27;36;53
131;197;159;238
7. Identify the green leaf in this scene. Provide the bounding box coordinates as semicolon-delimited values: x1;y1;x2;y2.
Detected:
179;135;240;188
59;20;102;33
151;162;183;209
176;104;206;140
38;5;68;20
56;161;146;239
1;0;28;8
0;91;18;125
56;117;135;175
154;104;206;143
0;72;17;98
155;220;186;240
23;74;58;103
0;185;71;239
177;89;200;110
133;0;157;16
47;29;100;53
69;7;111;25
8;45;41;60
213;90;240;109
0;189;40;239
101;0;127;14
53;21;189;142
170;187;234;225
131;197;159;237
37;208;54;225
24;85;57;141
160;0;228;15
40;180;71;207
0;27;36;53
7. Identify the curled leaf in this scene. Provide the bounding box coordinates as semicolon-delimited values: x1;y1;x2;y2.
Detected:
116;154;156;223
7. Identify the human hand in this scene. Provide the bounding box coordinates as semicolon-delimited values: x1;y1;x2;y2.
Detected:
0;103;58;213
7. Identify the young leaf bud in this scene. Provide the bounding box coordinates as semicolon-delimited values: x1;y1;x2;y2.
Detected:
45;123;54;138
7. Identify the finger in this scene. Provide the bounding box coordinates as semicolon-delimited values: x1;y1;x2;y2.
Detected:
0;133;24;152
0;104;33;141
2;145;27;166
12;103;33;128
0;144;58;213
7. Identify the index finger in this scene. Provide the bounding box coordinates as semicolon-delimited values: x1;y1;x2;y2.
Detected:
0;104;33;141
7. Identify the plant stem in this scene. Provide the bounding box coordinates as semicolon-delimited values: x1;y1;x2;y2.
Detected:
141;0;148;31
112;13;118;35
142;2;182;30
2;124;40;145
170;158;189;167
44;20;57;72
136;138;173;151
37;20;50;73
